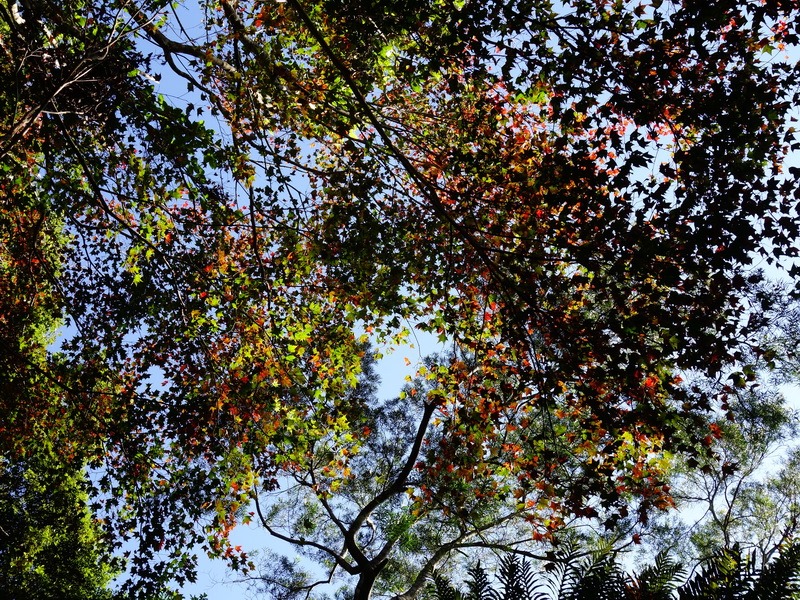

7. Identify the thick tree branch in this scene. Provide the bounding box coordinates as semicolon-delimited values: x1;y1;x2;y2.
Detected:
126;3;238;76
346;401;436;563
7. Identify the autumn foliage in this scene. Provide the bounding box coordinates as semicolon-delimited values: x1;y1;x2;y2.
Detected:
2;0;800;597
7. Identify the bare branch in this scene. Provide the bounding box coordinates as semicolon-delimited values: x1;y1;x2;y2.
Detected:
251;486;358;576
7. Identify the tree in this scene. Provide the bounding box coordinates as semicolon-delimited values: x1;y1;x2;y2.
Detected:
0;448;118;600
246;349;568;599
662;388;800;566
3;0;800;597
636;286;800;567
0;98;118;599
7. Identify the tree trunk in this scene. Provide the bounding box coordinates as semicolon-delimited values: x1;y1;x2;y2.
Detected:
353;567;380;600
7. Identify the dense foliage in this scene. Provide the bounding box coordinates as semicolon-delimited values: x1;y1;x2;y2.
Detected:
0;450;118;600
2;0;800;597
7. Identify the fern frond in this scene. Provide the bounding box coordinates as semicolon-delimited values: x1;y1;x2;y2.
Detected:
531;547;582;600
430;571;465;600
633;551;686;600
466;561;499;600
496;553;534;600
748;542;800;600
569;549;627;600
678;545;755;600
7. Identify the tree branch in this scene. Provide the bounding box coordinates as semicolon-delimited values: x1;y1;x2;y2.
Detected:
283;0;544;323
346;401;436;565
251;487;357;575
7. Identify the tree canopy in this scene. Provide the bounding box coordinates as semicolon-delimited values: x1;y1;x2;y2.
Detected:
0;448;119;600
2;0;800;597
